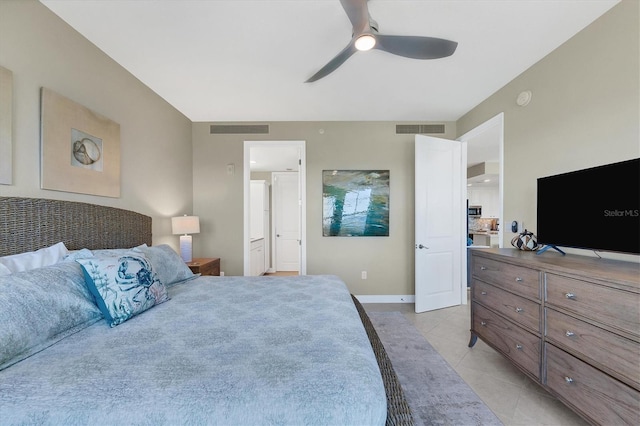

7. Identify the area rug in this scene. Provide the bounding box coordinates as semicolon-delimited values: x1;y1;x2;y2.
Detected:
367;311;503;426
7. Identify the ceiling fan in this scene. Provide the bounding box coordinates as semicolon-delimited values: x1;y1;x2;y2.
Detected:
306;0;458;83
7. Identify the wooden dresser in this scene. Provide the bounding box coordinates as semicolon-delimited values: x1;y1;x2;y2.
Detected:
469;248;640;425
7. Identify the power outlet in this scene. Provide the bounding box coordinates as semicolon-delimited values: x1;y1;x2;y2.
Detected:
361;271;367;280
220;271;225;276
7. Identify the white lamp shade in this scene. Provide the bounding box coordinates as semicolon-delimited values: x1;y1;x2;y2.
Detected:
171;215;200;235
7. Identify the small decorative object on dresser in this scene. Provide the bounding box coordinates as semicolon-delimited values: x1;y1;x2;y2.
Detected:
187;257;220;276
510;229;539;251
468;248;640;425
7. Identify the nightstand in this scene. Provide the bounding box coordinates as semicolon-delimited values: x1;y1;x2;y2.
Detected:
187;257;220;276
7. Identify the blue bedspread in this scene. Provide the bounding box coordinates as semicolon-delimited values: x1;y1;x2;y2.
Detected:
0;274;386;425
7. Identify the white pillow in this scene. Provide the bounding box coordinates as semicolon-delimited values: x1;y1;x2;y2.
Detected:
0;263;11;276
0;242;69;273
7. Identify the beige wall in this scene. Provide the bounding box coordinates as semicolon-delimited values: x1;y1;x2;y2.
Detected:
0;0;194;249
194;0;639;291
193;121;456;294
3;0;636;294
457;0;639;261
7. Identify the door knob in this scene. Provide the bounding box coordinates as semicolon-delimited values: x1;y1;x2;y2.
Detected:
416;244;429;249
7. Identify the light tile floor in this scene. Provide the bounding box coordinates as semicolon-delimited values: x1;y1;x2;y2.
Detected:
363;300;589;426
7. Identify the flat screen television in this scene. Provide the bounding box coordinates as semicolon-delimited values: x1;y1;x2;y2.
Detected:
536;158;640;255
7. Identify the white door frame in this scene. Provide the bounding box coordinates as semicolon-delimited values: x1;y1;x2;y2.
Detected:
457;112;505;305
243;140;306;276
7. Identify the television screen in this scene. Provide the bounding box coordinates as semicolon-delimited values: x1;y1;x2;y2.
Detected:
536;158;640;254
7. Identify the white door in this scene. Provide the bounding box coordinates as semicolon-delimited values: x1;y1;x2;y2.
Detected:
273;172;300;271
415;134;466;313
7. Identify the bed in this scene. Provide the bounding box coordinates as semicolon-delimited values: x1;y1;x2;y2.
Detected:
0;197;412;425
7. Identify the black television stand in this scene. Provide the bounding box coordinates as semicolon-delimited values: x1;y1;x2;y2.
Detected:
536;244;566;255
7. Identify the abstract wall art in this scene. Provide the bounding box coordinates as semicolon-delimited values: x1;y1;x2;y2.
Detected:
322;170;390;236
40;88;120;197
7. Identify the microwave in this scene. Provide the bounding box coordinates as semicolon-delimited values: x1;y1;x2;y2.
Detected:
468;205;482;217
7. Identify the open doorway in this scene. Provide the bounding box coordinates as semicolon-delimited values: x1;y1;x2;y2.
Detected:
458;113;504;247
243;140;306;276
457;113;504;304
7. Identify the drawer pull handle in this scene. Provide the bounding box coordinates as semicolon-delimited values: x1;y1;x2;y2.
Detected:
515;277;523;282
565;331;575;337
481;291;487;295
565;377;574;384
480;321;487;326
480;266;487;270
515;344;523;350
565;293;576;300
515;307;523;313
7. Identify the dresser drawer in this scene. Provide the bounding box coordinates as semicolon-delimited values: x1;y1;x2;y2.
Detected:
546;308;640;391
473;280;541;333
473;256;540;300
546;274;640;338
473;303;540;379
545;343;640;425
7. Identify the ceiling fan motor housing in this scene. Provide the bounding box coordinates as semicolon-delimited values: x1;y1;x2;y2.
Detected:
306;0;457;82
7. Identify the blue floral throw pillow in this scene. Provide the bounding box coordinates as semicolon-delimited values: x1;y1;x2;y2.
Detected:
77;253;169;327
132;244;195;287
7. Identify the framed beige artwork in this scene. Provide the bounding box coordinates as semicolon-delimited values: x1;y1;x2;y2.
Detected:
0;66;12;185
40;88;120;197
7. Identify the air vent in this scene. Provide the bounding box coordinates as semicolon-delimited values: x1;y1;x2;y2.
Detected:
396;124;445;134
210;124;269;134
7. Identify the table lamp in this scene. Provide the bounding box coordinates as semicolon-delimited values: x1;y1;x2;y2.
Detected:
171;215;200;262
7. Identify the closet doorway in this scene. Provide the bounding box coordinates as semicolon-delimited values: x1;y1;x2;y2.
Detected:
272;171;300;272
243;140;306;276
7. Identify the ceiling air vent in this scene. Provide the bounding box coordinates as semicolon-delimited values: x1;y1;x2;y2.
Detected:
210;124;269;134
396;124;445;134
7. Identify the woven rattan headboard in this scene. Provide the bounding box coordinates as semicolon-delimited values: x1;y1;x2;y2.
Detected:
0;197;152;256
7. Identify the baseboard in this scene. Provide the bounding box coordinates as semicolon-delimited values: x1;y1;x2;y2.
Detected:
354;295;415;304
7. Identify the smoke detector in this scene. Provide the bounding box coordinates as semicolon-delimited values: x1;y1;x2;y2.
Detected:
516;90;532;107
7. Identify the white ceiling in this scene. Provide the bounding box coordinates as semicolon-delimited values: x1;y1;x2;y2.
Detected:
39;0;618;174
250;145;300;172
40;0;619;124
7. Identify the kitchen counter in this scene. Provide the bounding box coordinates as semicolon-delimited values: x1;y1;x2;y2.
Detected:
470;231;499;247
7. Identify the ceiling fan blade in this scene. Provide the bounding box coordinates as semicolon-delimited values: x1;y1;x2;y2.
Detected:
374;34;458;59
340;0;371;34
305;42;358;83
